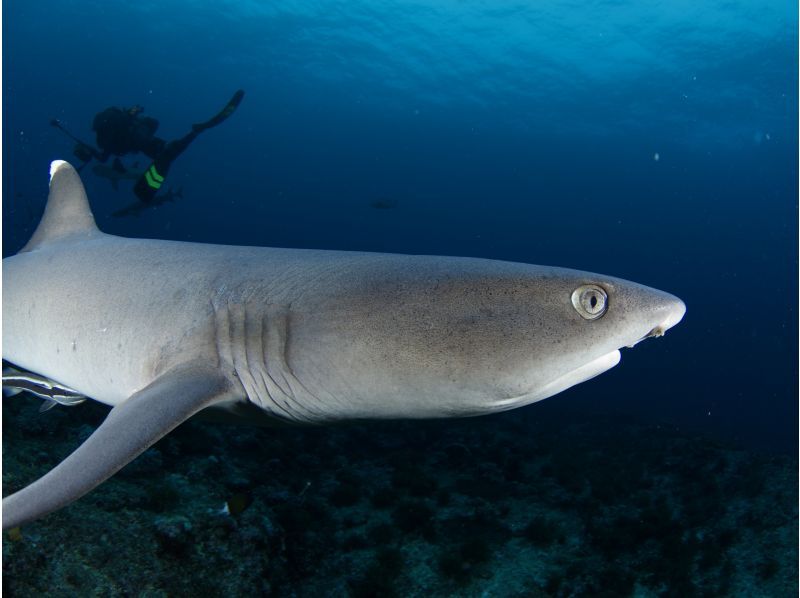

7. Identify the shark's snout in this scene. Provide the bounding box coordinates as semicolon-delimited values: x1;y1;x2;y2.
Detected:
660;297;687;332
650;295;686;336
628;294;686;347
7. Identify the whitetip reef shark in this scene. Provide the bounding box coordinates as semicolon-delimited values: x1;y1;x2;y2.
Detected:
2;161;685;529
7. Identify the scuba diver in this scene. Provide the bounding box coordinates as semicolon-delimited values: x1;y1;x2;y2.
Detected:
51;89;244;203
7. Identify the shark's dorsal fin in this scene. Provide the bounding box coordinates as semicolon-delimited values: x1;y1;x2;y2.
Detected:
20;160;100;253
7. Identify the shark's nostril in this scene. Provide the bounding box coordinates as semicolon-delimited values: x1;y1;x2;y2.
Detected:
626;299;685;349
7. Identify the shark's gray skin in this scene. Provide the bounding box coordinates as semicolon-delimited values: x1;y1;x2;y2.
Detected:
2;161;685;529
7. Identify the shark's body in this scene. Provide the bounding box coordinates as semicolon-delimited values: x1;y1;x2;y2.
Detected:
2;161;685;529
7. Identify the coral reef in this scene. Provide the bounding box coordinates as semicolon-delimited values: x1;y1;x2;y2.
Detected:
3;396;797;596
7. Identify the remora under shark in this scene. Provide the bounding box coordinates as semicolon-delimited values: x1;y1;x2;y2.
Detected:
2;161;685;529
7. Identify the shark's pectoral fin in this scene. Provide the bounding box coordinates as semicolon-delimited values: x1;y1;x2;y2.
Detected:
2;363;237;529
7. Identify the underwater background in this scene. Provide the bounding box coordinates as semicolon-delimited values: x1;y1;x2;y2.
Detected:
3;0;797;596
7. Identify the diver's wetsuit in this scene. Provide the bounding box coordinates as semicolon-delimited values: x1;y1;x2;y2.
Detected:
92;89;244;203
92;109;165;160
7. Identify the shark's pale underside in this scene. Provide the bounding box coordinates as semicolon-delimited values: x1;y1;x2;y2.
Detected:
2;161;685;529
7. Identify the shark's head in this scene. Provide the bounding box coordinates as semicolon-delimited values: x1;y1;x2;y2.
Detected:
288;257;686;419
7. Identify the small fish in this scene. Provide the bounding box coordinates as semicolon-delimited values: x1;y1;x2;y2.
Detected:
222;492;253;516
2;366;87;411
112;187;184;218
369;199;398;210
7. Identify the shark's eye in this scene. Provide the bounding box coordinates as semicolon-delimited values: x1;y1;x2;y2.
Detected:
571;285;608;320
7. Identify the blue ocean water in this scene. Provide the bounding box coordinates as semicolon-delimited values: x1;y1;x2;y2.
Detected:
6;0;795;453
2;2;798;594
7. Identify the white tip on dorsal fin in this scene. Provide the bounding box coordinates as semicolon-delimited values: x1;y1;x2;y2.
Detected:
20;160;101;253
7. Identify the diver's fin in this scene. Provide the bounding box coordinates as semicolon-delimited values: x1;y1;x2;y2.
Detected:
131;89;245;203
20;161;100;253
2;363;237;529
192;89;245;132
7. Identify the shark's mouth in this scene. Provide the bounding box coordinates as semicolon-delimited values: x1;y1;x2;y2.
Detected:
627;304;687;348
489;349;622;411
